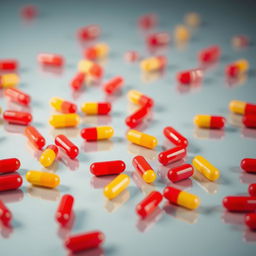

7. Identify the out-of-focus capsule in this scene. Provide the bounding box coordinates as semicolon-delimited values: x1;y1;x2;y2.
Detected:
37;53;64;67
104;174;130;199
78;60;103;79
0;200;12;224
132;156;156;183
65;231;105;253
229;100;256;115
176;68;203;85
50;97;77;114
55;194;74;226
245;213;256;230
174;25;190;42
158;146;186;166
20;5;38;19
77;25;101;41
136;191;163;218
0;59;18;71
0;158;20;174
184;12;201;27
225;59;249;78
4;88;31;106
241;158;256;173
0;73;20;88
193;155;220;181
39;145;58;168
147;32;170;47
193;115;226;129
81;126;114;141
24;126;45;150
128;90;154;107
26;170;60;188
55;134;79;159
84;43;109;60
140;56;167;72
125;105;149;128
49;113;80;128
232;35;250;48
124;51;139;62
163;186;200;210
249;184;256;197
90;160;126;176
3;110;32;125
243;115;256;128
167;164;194;183
81;102;111;115
127;130;157;149
0;173;23;192
198;45;221;64
138;14;157;30
223;196;256;212
70;72;86;91
163;126;188;147
103;76;124;95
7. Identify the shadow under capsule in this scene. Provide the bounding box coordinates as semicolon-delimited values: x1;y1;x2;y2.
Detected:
127;143;158;160
27;185;60;201
90;175;117;189
0;189;24;203
193;128;225;140
132;172;156;196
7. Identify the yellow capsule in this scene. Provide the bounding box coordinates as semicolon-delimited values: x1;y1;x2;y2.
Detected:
142;170;157;183
104;174;130;199
0;73;20;88
26;170;60;188
0;106;2;114
39;145;58;168
229;100;246;115
184;12;201;28
193;115;211;128
177;190;200;210
78;60;93;73
50;97;63;111
140;57;159;72
175;25;190;42
235;59;249;72
127;129;158;149
97;126;114;140
81;102;98;115
128;90;143;105
192;155;220;181
49;113;80;128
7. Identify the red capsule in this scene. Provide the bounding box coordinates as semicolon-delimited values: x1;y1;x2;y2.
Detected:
24;126;46;150
21;5;38;19
90;160;126;176
4;88;31;106
55;194;74;226
103;76;124;95
136;191;163;218
37;53;64;67
65;231;105;253
245;213;256;230
0;173;23;192
198;45;221;63
147;32;170;47
223;196;256;212
3;110;32;125
167;163;194;183
0;59;18;71
243;115;256;128
70;72;86;91
77;25;101;41
248;184;256;197
158;146;187;166
125;105;149;128
0;158;20;174
241;158;256;173
176;68;203;85
55;135;79;159
138;14;157;30
0;200;12;224
163;126;188;147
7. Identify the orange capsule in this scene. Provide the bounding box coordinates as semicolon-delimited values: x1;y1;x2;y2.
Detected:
37;53;64;67
50;97;77;113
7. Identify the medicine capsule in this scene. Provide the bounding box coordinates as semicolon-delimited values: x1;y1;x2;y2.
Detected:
132;156;156;183
138;13;157;30
103;76;124;95
184;12;201;27
174;25;190;42
0;173;23;192
147;32;170;47
125;105;149;128
192;155;220;181
70;72;86;91
127;130;157;149
81;102;111;115
0;73;20;88
24;126;46;150
167;163;194;183
136;191;163;218
229;100;256;115
3;110;32;125
0;158;20;174
21;5;38;19
81;126;114;141
128;90;154;107
104;174;130;199
55;134;79;159
65;231;105;253
198;45;221;64
240;158;256;173
158;146;187;166
50;97;77;114
78;60;103;79
0;59;18;71
84;43;109;60
55;194;74;226
242;115;256;128
140;56;167;72
37;53;64;67
124;51;139;62
232;35;249;48
193;115;226;129
163;186;200;210
90;160;126;176
77;25;101;41
49;113;80;128
223;196;256;212
225;59;249;78
245;213;256;230
248;184;256;197
4;88;31;106
39;145;58;168
176;68;203;85
26;170;60;188
0;200;12;224
163;126;188;147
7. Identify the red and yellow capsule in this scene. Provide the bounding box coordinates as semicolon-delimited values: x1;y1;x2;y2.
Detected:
37;53;64;67
127;130;158;149
128;90;154;107
39;145;58;168
4;88;31;106
78;60;103;79
147;32;170;47
0;73;20;88
49;113;80;128
229;100;256;115
193;115;226;129
81;102;111;115
140;56;167;72
225;59;249;78
77;24;101;41
81;126;114;141
24;126;46;150
50;97;77;113
176;69;203;85
84;43;109;60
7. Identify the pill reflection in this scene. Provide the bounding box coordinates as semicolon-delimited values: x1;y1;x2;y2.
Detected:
3;123;26;134
81;140;113;153
127;144;157;160
243;229;256;243
91;175;117;189
27;186;60;201
0;222;13;239
193;128;225;140
50;127;80;138
132;172;155;195
240;172;256;184
241;128;256;140
222;211;245;225
59;149;79;171
0;189;24;203
67;247;105;256
81;115;112;126
7;100;31;113
57;212;75;240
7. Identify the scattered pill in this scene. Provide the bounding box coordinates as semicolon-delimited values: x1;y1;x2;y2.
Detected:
127;129;157;149
39;145;58;168
138;14;157;30
232;35;249;48
84;43;109;60
248;184;256;197
49;113;80;128
140;56;167;72
0;73;20;88
158;146;186;166
128;90;154;107
70;72;86;91
4;88;31;106
81;102;111;115
0;59;18;71
0;200;12;225
77;25;101;41
21;5;38;19
167;163;194;183
226;59;249;78
193;115;226;129
174;25;190;42
229;100;256;115
240;158;256;173
163;126;188;147
147;32;170;47
124;51;139;62
245;213;256;230
24;126;46;150
0;158;20;174
81;126;114;141
125;105;149;128
223;196;256;212
242;115;256;128
55;134;79;159
103;76;124;95
176;68;203;85
37;53;64;67
198;45;221;64
78;60;103;79
3;110;32;125
184;12;201;27
50;97;77;114
90;160;126;176
0;173;23;192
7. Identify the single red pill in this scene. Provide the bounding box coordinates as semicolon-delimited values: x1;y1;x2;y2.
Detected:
3;110;32;125
158;146;187;166
70;72;86;91
240;158;256;173
0;173;23;192
0;200;12;224
65;231;105;253
4;88;31;106
245;213;256;230
103;76;124;95
176;68;203;85
21;5;38;19
37;53;64;67
167;163;194;183
136;191;163;218
242;115;256;128
77;25;101;41
90;160;126;176
24;126;46;150
163;126;188;147
198;45;221;63
147;32;170;47
222;196;256;212
0;59;18;71
248;184;256;197
0;158;20;174
138;14;157;30
125;105;149;128
55;135;79;159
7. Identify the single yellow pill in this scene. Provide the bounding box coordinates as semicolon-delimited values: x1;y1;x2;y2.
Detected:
184;12;201;27
175;25;190;42
49;113;80;128
0;73;20;88
39;145;58;168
